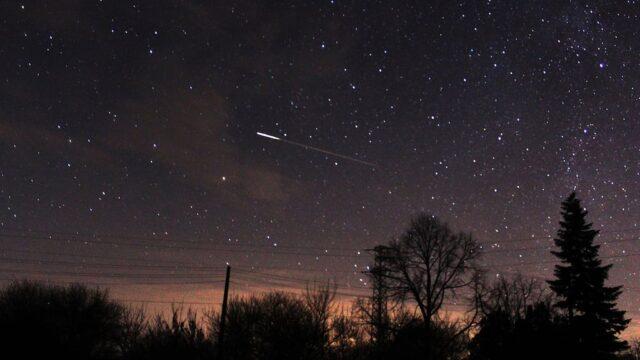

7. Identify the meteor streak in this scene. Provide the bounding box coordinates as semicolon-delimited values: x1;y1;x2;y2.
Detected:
256;132;281;141
256;132;378;168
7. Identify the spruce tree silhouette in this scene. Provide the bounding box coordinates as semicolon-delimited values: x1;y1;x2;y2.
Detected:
547;192;629;359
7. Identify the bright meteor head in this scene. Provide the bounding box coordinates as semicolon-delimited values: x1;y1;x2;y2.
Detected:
256;132;281;141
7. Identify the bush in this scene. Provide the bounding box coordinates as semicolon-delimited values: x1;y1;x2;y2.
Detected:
208;291;326;360
0;280;129;359
123;307;212;360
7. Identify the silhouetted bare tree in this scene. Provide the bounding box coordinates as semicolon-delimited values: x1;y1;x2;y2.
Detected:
119;306;147;356
363;214;482;360
623;338;640;360
469;274;567;360
375;214;481;330
304;282;338;356
476;273;551;319
328;307;366;359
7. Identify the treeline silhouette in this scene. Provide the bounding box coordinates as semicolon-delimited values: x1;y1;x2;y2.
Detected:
0;193;637;360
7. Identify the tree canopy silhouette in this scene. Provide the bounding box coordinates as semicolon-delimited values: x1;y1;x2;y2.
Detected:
548;192;629;359
371;214;481;360
208;289;332;360
375;214;481;328
469;275;566;360
0;280;130;359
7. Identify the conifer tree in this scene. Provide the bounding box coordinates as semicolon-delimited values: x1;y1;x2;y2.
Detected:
548;192;629;359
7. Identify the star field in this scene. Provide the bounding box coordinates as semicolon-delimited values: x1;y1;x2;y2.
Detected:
1;0;640;334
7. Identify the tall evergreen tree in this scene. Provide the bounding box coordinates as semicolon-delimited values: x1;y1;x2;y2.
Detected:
548;192;629;359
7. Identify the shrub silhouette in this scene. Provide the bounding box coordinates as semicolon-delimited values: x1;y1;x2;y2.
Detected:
0;280;129;359
328;309;367;359
469;275;570;360
208;291;327;360
469;302;569;360
123;307;212;360
379;315;469;360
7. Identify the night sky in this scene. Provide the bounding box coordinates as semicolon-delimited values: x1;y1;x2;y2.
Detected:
2;1;640;334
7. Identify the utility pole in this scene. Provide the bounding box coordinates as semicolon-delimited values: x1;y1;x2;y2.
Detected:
217;265;231;359
367;246;390;359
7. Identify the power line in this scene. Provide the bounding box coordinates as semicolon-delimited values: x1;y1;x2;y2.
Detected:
4;273;640;316
479;237;640;254
2;244;639;287
116;299;222;306
0;227;365;252
0;247;231;267
0;276;225;287
0;267;227;281
231;278;372;299
6;257;637;294
0;250;367;274
2;229;640;305
0;246;634;275
2;230;639;258
0;256;228;271
479;250;640;268
234;268;367;285
1;247;639;284
0;233;364;258
4;226;640;251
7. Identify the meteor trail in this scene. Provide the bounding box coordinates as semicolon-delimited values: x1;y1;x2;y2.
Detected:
256;132;378;168
256;132;281;141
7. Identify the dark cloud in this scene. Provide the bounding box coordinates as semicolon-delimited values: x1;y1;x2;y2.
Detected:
104;85;300;203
